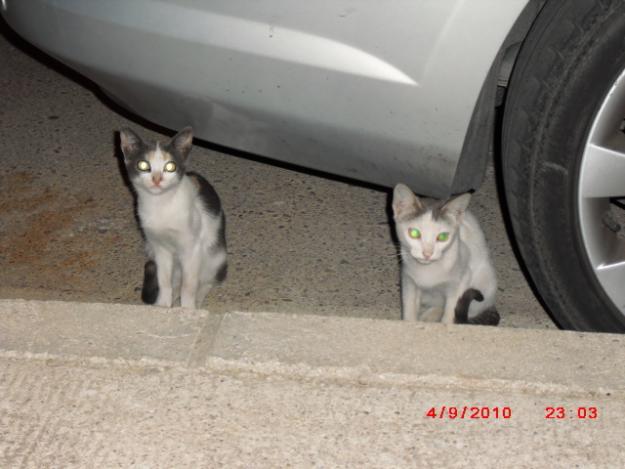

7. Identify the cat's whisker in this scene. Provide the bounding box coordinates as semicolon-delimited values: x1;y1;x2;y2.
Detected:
383;252;403;259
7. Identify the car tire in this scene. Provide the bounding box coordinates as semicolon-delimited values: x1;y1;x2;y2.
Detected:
502;0;625;331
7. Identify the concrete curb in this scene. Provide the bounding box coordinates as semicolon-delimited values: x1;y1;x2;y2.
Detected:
2;299;624;394
2;299;624;468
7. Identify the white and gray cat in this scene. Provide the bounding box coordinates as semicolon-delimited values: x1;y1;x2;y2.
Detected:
120;127;227;309
392;183;499;326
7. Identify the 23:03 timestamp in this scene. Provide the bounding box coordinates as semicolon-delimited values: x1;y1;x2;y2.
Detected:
545;407;598;419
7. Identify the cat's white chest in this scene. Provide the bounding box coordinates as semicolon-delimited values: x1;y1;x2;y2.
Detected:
138;179;198;250
143;207;189;247
142;200;188;229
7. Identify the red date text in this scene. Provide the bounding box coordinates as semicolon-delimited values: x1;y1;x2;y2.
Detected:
425;406;512;419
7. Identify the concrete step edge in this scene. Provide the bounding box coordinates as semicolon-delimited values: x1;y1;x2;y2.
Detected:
1;299;625;397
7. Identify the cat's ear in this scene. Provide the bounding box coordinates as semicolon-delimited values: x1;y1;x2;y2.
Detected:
119;128;143;160
168;127;194;160
392;183;424;221
441;193;471;221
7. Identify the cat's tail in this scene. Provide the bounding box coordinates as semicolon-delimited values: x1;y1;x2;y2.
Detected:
141;260;159;304
454;288;500;326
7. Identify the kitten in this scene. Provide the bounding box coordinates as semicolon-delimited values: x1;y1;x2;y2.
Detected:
120;127;227;309
392;183;499;326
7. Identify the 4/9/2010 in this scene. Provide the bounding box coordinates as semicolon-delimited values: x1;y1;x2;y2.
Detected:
425;406;512;419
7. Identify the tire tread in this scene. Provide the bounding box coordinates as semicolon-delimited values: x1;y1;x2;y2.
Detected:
502;0;625;330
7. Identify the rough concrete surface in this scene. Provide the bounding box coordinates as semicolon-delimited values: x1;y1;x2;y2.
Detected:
1;300;623;468
0;19;553;329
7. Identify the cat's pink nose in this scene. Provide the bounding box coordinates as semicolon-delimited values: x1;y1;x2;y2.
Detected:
423;251;432;259
152;175;162;186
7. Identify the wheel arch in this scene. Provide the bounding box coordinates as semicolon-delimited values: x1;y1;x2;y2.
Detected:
451;0;547;194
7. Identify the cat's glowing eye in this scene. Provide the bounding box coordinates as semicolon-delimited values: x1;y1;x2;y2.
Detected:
437;232;450;242
164;161;177;172
408;228;421;239
136;160;150;172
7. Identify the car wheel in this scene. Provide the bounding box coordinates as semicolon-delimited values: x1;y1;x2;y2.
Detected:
502;0;625;331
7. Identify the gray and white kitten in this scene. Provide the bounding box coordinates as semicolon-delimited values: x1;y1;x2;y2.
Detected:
120;127;227;309
392;183;499;325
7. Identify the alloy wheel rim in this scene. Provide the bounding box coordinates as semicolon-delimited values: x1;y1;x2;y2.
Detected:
578;67;625;314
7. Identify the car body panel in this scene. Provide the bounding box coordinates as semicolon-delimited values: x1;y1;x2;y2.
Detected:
2;0;529;196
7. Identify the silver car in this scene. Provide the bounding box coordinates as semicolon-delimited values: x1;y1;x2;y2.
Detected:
3;0;625;331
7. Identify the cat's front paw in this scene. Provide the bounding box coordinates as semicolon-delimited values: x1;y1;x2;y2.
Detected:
180;293;197;309
155;289;173;308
